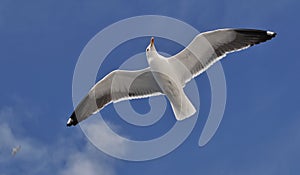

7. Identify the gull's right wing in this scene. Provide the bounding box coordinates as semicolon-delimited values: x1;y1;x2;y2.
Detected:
67;68;163;126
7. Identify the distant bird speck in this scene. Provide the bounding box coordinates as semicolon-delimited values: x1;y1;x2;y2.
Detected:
11;145;21;156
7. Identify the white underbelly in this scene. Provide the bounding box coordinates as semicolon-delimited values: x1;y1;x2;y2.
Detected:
148;57;182;91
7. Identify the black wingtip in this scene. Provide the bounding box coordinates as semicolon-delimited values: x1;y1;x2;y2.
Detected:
233;29;277;46
237;29;276;37
66;111;78;127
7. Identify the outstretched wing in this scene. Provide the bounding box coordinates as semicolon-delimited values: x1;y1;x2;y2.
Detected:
67;68;163;126
169;29;276;85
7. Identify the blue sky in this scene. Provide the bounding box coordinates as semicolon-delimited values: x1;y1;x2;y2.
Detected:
1;0;300;174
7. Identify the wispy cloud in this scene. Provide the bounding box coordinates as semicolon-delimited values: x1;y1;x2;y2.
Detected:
82;118;128;157
0;100;122;175
60;146;115;175
0;118;48;174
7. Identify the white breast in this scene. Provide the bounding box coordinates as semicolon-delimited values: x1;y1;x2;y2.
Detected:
148;54;182;90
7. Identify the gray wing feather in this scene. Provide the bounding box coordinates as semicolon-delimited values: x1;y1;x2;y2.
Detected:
70;68;162;125
169;29;276;85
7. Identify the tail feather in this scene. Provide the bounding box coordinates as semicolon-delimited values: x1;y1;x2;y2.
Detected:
168;90;196;120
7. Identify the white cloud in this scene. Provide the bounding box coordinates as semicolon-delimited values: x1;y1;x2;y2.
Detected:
82;118;128;157
0;102;121;175
59;148;115;175
0;121;48;174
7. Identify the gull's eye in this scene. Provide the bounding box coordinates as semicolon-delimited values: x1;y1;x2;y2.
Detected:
146;48;149;52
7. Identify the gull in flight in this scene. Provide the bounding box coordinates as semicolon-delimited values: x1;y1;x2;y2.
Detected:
67;28;276;127
11;145;21;156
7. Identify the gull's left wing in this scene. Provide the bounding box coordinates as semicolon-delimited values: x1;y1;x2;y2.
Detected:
169;29;276;85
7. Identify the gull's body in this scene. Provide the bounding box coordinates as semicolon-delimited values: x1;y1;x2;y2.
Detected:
67;28;276;127
146;39;196;120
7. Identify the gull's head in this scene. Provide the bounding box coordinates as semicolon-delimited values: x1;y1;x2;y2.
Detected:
146;37;157;57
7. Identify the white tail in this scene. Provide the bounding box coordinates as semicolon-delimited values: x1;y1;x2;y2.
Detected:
167;89;196;120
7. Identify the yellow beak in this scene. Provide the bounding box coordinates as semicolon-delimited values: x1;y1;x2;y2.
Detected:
150;37;154;47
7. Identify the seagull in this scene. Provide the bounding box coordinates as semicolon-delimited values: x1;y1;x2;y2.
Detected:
11;145;21;156
67;28;276;127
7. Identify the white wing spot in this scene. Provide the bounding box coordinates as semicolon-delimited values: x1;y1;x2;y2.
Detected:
267;31;275;36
